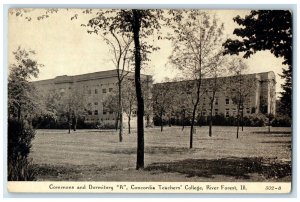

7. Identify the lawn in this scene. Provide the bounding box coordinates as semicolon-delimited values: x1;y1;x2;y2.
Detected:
30;126;292;182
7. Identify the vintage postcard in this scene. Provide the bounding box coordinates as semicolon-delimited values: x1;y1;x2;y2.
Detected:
7;8;292;194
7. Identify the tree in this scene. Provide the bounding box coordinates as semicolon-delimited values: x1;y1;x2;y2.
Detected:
223;10;292;118
87;19;134;142
169;10;225;148
10;8;167;169
226;58;256;138
171;78;194;131
122;79;137;134
152;79;174;132
102;89;120;130
205;58;227;137
8;46;43;180
58;87;87;133
8;46;43;121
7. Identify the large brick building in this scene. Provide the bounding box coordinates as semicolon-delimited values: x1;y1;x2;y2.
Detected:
153;71;276;119
34;70;276;126
33;69;153;125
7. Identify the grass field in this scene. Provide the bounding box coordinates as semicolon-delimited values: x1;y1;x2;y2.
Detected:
30;126;291;181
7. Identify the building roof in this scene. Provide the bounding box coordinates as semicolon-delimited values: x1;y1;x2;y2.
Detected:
33;69;151;84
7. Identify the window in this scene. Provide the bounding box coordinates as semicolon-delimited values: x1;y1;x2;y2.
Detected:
225;108;230;117
94;102;98;105
109;88;113;92
95;89;98;94
215;98;219;105
215;109;218;115
88;110;92;115
88;89;91;94
94;110;98;115
102;88;107;93
103;111;107;115
225;98;230;105
246;108;250;114
109;111;113;114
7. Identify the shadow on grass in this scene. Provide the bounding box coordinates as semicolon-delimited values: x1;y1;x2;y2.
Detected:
104;146;202;155
145;157;291;180
34;164;118;181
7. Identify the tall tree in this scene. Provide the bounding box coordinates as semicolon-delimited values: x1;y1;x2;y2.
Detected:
152;79;173;132
226;58;256;138
122;79;137;134
10;8;170;169
8;46;43;121
8;46;43;180
86;19;134;142
169;10;225;148
223;10;292;118
85;9;164;169
205;57;227;137
58;87;87;133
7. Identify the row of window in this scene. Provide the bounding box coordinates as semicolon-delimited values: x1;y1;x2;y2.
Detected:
201;107;253;117
201;98;251;106
87;110;114;116
86;117;115;122
87;88;113;94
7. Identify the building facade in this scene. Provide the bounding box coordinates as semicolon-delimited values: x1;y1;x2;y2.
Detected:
34;69;153;126
153;71;276;119
34;70;276;126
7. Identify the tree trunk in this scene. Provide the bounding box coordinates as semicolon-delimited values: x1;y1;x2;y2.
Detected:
146;114;150;127
199;112;202;127
132;10;144;170
241;107;244;131
160;110;163;132
209;102;214;137
68;112;71;134
115;112;119;131
236;105;240;139
190;105;197;149
190;80;201;149
68;121;71;134
118;84;123;142
182;109;185;131
73;116;77;131
128;115;131;134
168;116;171;127
268;116;271;133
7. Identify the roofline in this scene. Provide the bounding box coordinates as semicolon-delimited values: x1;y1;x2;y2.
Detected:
32;69;151;83
153;71;275;85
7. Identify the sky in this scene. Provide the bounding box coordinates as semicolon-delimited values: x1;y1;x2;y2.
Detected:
8;9;288;95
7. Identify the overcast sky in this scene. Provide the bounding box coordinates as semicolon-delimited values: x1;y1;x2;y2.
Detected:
8;9;288;95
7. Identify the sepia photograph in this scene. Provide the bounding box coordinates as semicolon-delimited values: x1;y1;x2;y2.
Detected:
7;8;292;193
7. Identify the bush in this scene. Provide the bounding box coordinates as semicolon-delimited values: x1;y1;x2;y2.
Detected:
271;115;291;127
153;113;268;127
8;118;36;181
96;121;116;129
242;113;267;127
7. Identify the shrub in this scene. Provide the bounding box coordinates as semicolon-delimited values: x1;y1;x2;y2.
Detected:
8;118;36;181
272;115;291;127
242;113;267;127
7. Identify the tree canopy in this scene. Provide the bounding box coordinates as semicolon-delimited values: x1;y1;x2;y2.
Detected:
223;10;292;118
223;10;292;67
